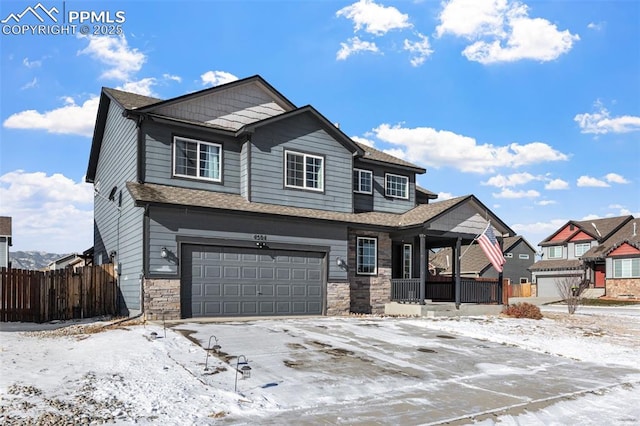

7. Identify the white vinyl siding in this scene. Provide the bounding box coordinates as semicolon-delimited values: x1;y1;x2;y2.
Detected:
357;237;377;275
173;136;221;181
613;258;640;278
385;173;408;199
285;150;324;191
353;169;373;194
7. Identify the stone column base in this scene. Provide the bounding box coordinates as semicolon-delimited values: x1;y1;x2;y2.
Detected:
143;278;181;320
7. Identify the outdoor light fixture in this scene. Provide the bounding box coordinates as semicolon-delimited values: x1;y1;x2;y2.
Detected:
256;242;267;249
336;256;347;269
160;247;168;258
234;355;252;393
204;335;222;371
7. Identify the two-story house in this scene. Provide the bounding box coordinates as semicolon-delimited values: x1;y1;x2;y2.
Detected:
86;75;514;319
0;216;11;268
530;215;636;298
430;236;536;285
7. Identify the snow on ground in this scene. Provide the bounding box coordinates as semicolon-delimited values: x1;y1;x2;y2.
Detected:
0;306;639;425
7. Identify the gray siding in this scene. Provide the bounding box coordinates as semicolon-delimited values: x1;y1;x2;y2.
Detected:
249;113;354;213
483;240;534;284
143;122;242;194
153;82;287;130
147;206;348;282
430;203;488;235
353;161;416;214
240;141;249;199
93;101;144;313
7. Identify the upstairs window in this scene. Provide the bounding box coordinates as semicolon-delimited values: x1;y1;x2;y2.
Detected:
575;243;591;257
613;258;640;278
548;246;563;259
505;253;514;258
173;136;221;181
385;173;408;199
519;254;530;260
285;151;324;191
353;169;373;194
357;237;377;275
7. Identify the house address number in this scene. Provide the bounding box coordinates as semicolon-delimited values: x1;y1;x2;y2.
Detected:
253;234;268;241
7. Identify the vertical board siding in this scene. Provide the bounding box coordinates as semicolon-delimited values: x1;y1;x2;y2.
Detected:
147;206;348;282
94;101;143;312
153;83;286;130
143;122;241;194
249;114;353;213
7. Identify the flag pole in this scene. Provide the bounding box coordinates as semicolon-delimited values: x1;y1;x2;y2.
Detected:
459;221;490;261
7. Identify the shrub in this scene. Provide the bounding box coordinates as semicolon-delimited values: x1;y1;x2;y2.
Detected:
502;302;542;320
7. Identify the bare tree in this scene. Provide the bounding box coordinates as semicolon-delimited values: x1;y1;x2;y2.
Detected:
555;276;589;314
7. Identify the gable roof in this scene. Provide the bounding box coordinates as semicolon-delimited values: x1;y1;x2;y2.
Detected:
539;215;633;246
103;87;161;110
416;185;438;202
355;142;426;174
581;217;640;260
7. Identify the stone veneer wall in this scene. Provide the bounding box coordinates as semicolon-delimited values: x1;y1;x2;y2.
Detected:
605;278;640;299
326;282;350;315
348;230;392;314
143;278;181;320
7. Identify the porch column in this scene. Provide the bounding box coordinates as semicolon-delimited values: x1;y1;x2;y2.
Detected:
498;237;504;304
455;237;461;309
419;233;426;305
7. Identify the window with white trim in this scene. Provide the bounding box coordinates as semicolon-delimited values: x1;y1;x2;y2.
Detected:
357;237;377;275
613;258;640;278
173;136;221;181
385;173;408;199
548;246;563;259
519;254;530;260
575;243;590;257
353;169;373;194
403;244;412;279
505;253;514;258
285;151;324;191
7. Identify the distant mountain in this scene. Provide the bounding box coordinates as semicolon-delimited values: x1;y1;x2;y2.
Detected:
9;251;69;270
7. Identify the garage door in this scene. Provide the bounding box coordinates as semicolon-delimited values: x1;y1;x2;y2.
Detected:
181;245;325;317
536;276;563;298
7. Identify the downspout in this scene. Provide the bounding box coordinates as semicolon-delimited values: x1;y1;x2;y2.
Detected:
141;203;150;319
419;234;426;305
455;237;462;309
497;236;504;304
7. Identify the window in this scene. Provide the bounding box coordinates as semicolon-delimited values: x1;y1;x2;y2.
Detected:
285;151;324;191
353;169;373;194
613;258;640;278
548;246;563;259
173;137;221;181
520;277;528;284
519;254;530;260
385;173;408;199
357;237;377;275
505;253;514;258
403;244;412;279
575;243;591;257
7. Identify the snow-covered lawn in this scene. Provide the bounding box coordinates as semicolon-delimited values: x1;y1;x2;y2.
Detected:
1;307;639;425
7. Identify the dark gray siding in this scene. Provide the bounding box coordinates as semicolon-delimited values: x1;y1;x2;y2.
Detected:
147;206;348;282
483;239;535;284
353;161;416;214
142;122;242;194
93;101;144;313
249;114;353;213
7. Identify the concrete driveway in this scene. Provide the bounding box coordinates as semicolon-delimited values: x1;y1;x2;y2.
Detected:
169;317;638;425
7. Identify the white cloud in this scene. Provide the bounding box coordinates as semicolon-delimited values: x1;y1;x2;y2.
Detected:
77;35;146;81
23;57;42;68
577;175;609;188
482;172;537;187
608;204;624;209
336;37;379;60
403;33;433;66
536;200;556;206
371;123;568;173
351;135;376;147
605;173;630;184
336;0;411;35
200;70;239;87
492;188;540;199
3;96;99;137
437;192;455;200
437;0;579;64
163;73;182;83
117;78;158;97
512;218;567;245
545;178;569;190
574;102;640;134
0;170;94;253
21;77;38;90
587;22;604;31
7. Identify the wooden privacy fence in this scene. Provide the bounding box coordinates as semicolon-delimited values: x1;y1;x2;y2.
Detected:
0;264;117;323
508;282;532;298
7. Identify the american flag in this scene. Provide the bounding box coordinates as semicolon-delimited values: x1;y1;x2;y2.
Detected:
477;223;506;272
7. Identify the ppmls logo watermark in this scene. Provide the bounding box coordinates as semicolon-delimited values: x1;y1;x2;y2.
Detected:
2;2;126;36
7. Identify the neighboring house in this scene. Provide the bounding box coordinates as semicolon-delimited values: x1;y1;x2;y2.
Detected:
0;216;11;268
530;215;635;298
86;75;514;319
46;251;92;271
431;236;536;284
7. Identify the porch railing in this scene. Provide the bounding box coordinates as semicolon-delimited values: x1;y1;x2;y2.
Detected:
390;278;501;304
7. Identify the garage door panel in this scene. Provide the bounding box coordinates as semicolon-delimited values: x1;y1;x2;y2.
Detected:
183;245;324;318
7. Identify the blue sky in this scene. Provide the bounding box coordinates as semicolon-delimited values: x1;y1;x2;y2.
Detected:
1;0;638;254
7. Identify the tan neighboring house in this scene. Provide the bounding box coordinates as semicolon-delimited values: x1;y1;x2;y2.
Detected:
0;216;11;268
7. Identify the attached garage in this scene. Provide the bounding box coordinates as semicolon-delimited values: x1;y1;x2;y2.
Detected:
535;276;563;298
181;245;325;317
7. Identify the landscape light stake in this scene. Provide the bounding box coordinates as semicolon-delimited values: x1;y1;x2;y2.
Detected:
204;335;221;371
234;355;252;393
162;311;166;338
